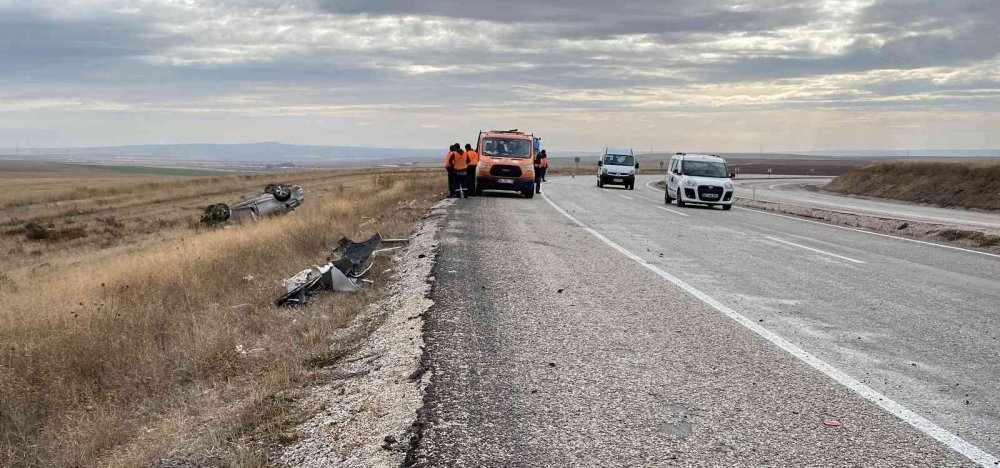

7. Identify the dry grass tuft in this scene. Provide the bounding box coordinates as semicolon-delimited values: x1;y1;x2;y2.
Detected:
0;168;445;467
825;160;1000;211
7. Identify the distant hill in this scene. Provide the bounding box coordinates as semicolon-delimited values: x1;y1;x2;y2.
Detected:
795;149;999;158
0;142;443;164
1;142;995;167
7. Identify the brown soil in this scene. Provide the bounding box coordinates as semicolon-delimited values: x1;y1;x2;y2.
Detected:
826;160;1000;211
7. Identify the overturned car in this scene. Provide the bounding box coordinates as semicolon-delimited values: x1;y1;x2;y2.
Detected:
201;184;305;226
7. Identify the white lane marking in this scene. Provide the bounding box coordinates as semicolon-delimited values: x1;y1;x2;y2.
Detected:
658;206;690;217
765;236;866;264
645;180;666;193
630;193;690;216
643;179;1000;259
736;206;1000;259
541;191;998;467
619;195;634;200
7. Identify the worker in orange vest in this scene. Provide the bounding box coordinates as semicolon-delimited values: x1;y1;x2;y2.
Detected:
445;142;471;198
444;144;459;196
534;149;548;194
464;143;479;196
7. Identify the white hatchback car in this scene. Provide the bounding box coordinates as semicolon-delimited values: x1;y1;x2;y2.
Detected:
664;153;735;210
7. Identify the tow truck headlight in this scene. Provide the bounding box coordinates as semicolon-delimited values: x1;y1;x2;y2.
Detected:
478;162;489;172
724;181;733;190
685;179;697;187
523;165;534;173
601;167;608;174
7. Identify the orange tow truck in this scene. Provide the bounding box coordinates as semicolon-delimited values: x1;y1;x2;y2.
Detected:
474;129;538;198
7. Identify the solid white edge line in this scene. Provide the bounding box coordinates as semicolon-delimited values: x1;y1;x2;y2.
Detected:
619;194;634;200
766;236;867;264
541;191;998;467
657;206;690;217
645;178;999;259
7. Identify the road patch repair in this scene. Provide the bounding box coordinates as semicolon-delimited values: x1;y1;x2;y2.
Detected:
279;198;453;467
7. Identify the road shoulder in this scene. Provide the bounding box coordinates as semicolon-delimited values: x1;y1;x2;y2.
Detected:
280;199;453;467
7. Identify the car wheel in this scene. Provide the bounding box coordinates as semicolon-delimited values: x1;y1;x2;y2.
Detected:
676;189;686;207
523;189;535;199
722;204;732;211
201;203;231;225
629;184;635;190
665;188;673;204
268;184;292;202
598;179;604;188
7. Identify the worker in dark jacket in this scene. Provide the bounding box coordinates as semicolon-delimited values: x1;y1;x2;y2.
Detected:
444;144;459;196
464;143;479;196
534;149;548;193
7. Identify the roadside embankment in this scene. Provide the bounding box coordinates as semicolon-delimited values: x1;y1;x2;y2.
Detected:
0;168;445;467
825;160;1000;211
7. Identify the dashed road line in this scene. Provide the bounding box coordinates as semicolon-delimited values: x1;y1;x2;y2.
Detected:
541;190;998;467
765;236;866;264
645;177;999;259
737;206;1000;259
657;206;689;217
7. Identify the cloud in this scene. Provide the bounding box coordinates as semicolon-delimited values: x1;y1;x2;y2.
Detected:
0;0;996;149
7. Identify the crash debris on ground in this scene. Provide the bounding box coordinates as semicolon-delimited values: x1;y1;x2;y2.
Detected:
276;233;410;307
201;183;305;226
280;198;454;468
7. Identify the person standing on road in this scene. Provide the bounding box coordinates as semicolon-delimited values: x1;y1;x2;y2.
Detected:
534;149;548;194
447;143;470;198
464;143;479;196
444;144;458;197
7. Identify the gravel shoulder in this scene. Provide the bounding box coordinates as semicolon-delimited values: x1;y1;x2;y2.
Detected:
280;199;454;467
406;193;972;467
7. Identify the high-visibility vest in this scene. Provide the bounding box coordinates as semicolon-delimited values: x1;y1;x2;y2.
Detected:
466;150;479;165
534;155;548;169
444;151;457;168
447;151;470;171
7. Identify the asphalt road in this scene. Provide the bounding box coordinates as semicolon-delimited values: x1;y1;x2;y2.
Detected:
733;177;1000;229
409;175;1000;467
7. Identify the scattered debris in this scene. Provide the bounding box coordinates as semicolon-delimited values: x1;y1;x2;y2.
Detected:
201;183;305;226
823;418;842;428
276;233;399;307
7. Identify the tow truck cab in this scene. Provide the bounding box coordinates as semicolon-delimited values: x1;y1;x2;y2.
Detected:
475;129;538;198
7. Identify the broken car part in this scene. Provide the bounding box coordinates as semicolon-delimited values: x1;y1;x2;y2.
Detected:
276;233;397;307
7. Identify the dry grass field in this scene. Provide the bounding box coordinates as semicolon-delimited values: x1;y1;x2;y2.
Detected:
0;162;446;467
826;159;1000;211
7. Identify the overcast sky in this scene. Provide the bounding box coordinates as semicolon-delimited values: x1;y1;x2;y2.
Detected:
0;0;997;151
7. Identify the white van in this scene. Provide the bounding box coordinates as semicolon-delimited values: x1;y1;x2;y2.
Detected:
664;153;734;210
597;147;638;190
